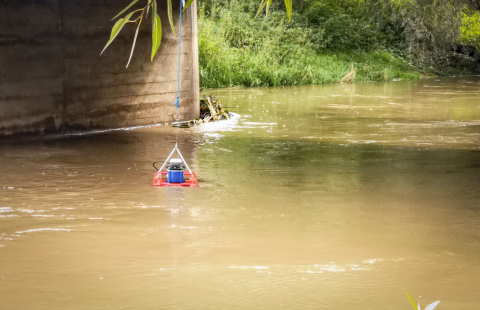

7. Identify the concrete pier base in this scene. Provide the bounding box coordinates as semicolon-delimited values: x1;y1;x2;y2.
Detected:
0;0;199;139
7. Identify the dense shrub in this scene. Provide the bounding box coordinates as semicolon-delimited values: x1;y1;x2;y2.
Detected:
362;0;466;63
197;0;434;88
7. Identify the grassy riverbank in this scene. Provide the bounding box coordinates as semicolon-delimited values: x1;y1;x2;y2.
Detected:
198;1;423;89
198;0;480;89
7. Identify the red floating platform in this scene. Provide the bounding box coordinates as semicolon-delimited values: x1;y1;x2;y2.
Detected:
153;171;198;187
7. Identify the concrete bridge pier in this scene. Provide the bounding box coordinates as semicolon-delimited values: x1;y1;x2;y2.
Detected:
0;0;199;139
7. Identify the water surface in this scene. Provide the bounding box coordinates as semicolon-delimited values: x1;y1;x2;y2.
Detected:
1;77;479;309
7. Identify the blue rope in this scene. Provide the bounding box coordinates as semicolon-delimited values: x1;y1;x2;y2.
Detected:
171;0;183;113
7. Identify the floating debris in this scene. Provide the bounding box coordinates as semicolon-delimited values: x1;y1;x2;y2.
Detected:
199;95;231;122
172;95;232;128
171;122;191;128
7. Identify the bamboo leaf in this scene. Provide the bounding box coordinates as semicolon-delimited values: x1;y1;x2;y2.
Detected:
406;292;419;310
126;17;143;68
284;0;292;22
167;0;176;37
101;11;135;55
112;0;140;20
255;0;268;18
151;14;162;61
183;0;194;12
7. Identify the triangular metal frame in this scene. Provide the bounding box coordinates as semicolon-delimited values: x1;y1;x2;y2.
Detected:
157;143;193;175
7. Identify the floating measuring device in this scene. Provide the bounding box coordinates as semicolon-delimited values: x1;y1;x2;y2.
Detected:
152;143;198;187
152;1;197;187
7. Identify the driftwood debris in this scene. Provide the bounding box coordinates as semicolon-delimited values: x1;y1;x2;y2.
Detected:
172;95;232;128
199;95;231;122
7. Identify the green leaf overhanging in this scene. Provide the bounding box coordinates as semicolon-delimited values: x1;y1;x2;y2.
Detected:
151;0;157;33
256;0;292;21
168;0;176;37
406;292;419;310
255;0;268;18
101;11;135;55
152;14;162;61
112;0;140;20
183;0;194;12
266;0;273;17
126;16;143;68
284;0;292;22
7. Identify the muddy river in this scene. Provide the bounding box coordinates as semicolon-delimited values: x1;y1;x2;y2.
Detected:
1;77;479;309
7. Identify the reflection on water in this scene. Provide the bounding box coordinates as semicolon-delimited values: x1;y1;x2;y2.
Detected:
0;77;479;309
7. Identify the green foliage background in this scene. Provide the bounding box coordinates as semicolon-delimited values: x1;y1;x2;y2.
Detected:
198;0;416;88
198;0;480;89
460;10;480;48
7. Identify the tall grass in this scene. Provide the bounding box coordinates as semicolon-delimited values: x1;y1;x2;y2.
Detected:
198;0;421;89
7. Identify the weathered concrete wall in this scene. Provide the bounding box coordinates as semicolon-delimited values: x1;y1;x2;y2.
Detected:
0;0;199;138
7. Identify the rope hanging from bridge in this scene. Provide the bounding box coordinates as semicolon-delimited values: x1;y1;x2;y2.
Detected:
171;0;184;121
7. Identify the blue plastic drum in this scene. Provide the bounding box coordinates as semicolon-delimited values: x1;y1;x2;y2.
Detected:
167;170;184;183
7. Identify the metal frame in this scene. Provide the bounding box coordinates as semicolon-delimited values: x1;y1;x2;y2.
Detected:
157;143;193;174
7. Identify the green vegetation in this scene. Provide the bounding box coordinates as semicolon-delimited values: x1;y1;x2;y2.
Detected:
363;0;464;63
198;0;418;88
103;0;480;86
460;9;480;49
198;0;480;88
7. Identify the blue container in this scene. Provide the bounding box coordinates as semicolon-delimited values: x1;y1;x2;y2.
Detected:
167;170;184;183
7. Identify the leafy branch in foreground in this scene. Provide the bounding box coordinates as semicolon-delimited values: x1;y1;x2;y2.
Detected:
102;0;293;68
101;0;194;68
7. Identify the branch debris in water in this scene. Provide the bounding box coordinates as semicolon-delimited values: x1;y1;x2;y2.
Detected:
172;95;233;128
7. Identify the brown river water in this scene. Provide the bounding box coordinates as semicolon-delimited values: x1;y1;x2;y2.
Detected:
1;77;480;309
